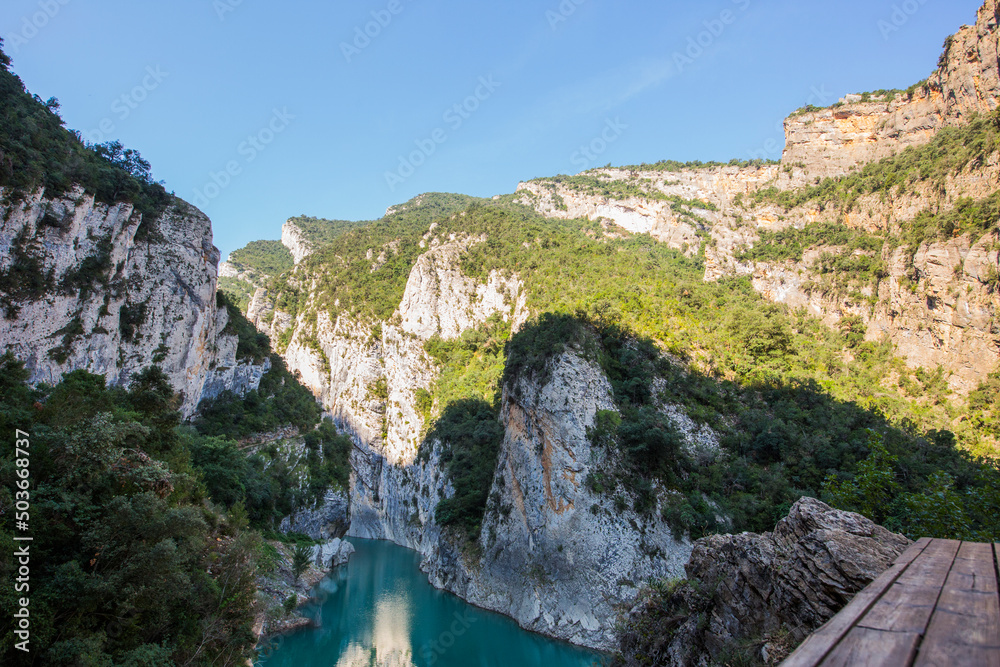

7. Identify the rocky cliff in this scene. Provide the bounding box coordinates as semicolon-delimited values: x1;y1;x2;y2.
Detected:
0;186;254;417
245;228;723;649
281;218;313;264
783;0;999;177
515;1;1000;393
344;346;699;650
613;498;912;666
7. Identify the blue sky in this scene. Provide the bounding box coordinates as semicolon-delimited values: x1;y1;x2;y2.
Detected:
1;0;983;259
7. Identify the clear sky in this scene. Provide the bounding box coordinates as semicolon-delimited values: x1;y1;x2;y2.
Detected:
0;0;984;259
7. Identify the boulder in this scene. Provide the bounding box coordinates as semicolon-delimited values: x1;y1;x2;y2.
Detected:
614;497;911;666
311;538;355;570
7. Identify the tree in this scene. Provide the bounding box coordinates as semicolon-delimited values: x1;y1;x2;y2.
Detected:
292;543;312;582
822;430;900;524
91;141;154;184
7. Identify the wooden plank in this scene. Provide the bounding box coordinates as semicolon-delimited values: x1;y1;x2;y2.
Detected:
938;542;998;594
781;539;931;667
896;537;934;566
894;539;961;587
856;583;943;633
859;539;961;634
915;542;1000;667
819;626;920;667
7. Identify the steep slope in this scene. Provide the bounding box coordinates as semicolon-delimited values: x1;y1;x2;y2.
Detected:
783;0;999;176
222;1;1000;655
519;1;1000;395
244;193;1000;652
0;44;269;417
0;187;257;417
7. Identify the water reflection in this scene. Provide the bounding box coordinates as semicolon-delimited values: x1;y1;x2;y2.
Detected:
257;538;605;667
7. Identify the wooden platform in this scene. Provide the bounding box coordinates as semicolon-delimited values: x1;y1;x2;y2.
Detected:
782;538;1000;667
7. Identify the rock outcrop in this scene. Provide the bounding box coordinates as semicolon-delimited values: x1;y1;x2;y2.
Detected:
397;239;527;339
783;0;1000;177
311;537;355;569
282;218;313;264
0;187;245;417
280;488;351;540
613;498;911;666
346;348;699;650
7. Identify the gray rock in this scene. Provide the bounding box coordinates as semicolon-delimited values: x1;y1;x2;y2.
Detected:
280;488;351;540
311;538;355;569
0;187;247;418
613;497;911;666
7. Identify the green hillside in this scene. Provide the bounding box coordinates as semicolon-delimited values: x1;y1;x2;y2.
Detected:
275;193;999;542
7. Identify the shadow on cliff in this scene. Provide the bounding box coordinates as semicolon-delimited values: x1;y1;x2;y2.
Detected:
421;312;1000;544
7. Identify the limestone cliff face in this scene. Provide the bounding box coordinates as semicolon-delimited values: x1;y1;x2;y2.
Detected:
259;234;707;649
346;349;696;650
432;351;693;649
515;1;1000;392
0;187;246;416
517;165;796;256
735;156;1000;393
281;218;313;264
783;0;999;177
397;238;527;339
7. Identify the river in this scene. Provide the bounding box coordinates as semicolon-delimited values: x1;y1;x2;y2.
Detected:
255;537;608;667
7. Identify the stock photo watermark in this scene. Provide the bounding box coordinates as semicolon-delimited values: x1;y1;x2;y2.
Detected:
384;75;501;191
571;117;628;170
82;66;169;144
5;0;71;53
192;108;295;208
672;0;752;73
341;0;411;63
12;428;32;653
213;0;244;21
746;85;833;161
547;0;588;30
420;610;478;665
878;0;932;40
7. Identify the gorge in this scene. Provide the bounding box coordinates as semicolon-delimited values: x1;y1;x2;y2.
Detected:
1;2;1000;666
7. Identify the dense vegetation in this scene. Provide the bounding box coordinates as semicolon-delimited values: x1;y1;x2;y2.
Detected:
286;215;369;247
228;240;293;278
750;109;1000;255
0;314;350;663
0;41;171;222
0;355;260;665
417;316;510;537
219;276;256;312
310;198;999;543
274;193;482;323
196;294;323;440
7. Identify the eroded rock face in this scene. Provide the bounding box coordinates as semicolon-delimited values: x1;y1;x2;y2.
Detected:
280;489;351;540
398;240;526;340
282;218;313;264
346;350;697;650
442;351;693;649
0;187;242;417
783;0;999;177
614;498;911;666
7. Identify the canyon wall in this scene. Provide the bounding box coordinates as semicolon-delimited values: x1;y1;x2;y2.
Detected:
0;187;259;417
783;0;999;177
247;234;713;650
517;2;1000;392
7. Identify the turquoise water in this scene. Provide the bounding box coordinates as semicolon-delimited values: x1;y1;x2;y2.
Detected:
256;538;608;667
